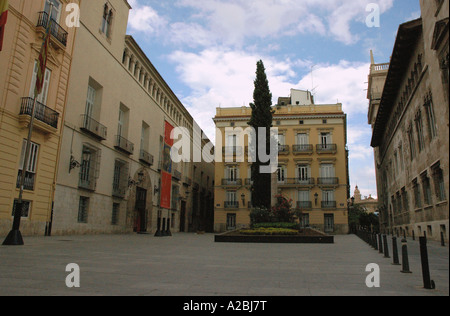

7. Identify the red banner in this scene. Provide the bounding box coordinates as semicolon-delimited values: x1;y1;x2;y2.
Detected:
160;121;174;210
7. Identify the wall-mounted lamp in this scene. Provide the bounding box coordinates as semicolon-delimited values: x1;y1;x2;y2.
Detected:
241;193;246;206
351;196;355;206
154;185;160;195
314;193;319;206
128;170;144;188
69;148;91;173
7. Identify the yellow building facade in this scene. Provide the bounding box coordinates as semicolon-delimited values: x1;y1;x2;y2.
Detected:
213;89;350;234
0;0;78;236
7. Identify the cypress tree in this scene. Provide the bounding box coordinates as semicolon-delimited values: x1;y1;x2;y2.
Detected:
248;60;274;210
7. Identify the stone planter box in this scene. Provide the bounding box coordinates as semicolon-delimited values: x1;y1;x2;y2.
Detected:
215;229;334;244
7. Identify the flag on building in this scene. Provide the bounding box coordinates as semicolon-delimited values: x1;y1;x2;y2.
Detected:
0;0;8;52
160;121;174;210
34;14;52;98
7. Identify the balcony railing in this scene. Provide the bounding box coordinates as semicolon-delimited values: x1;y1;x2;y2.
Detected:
16;170;35;191
78;175;96;191
278;145;290;154
245;178;253;186
173;170;182;181
317;178;339;186
80;115;107;140
115;135;134;155
20;97;59;129
278;178;315;186
139;149;154;166
37;11;68;47
316;144;337;153
293;144;313;154
112;183;126;199
224;201;240;209
322;201;337;209
222;178;243;186
296;201;312;210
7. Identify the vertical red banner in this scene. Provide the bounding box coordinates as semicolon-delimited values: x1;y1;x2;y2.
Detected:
160;121;174;210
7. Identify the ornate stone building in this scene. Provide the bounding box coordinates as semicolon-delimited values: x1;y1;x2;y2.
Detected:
368;0;449;241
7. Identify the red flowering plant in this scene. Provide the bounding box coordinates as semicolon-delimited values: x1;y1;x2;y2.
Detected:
271;194;295;223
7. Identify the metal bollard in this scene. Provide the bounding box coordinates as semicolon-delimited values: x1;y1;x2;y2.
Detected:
373;233;378;251
392;236;400;265
154;216;163;237
419;237;436;289
165;218;172;237
378;234;383;254
383;234;390;258
412;230;415;241
441;232;445;247
400;239;412;273
161;218;167;236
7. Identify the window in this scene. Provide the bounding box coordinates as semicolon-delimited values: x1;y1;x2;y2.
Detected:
322;190;335;208
296;133;309;146
12;200;31;218
277;133;285;146
413;179;422;209
432;163;446;202
401;188;409;212
398;144;404;171
297;165;310;183
85;85;97;118
421;172;432;206
17;140;40;191
78;196;89;223
29;61;51;104
79;145;100;191
320;132;331;147
407;126;416;160
298;190;311;209
44;0;62;23
111;203;120;225
424;94;437;139
112;159;128;198
117;104;129;138
141;122;150;152
226;214;236;230
320;164;335;184
101;3;113;38
225;166;238;183
300;213;309;228
277;166;286;184
415;111;425;152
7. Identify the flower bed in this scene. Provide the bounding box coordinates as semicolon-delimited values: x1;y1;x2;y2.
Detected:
240;227;299;236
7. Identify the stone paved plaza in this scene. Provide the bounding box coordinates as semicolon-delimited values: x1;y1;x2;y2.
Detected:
0;233;448;296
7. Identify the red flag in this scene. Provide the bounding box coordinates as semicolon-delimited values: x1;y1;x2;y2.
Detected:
0;0;8;52
160;121;174;209
34;15;52;98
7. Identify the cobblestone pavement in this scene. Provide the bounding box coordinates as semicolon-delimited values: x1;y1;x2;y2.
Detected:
0;233;448;296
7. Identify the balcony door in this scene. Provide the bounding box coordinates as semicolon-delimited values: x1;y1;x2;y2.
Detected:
226;166;238;184
29;61;51;104
44;0;62;23
320;164;335;183
297;165;310;184
324;214;334;233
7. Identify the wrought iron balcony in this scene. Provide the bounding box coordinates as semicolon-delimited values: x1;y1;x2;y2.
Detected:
20;97;59;129
37;11;68;47
139;149;154;166
115;135;134;155
80;115;107;140
296;201;312;210
321;201;337;209
317;178;339;186
293;144;314;154
224;201;240;209
278;178;315;187
16;170;35;191
278;145;290;155
173;170;182;181
221;178;243;186
316;144;337;153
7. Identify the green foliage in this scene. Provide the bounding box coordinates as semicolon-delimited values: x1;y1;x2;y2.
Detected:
253;222;300;230
271;194;295;223
349;204;380;232
250;207;272;226
248;60;274;210
240;227;299;236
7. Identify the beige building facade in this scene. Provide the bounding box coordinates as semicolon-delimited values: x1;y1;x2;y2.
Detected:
213;89;350;234
0;0;78;237
368;0;449;241
52;0;214;235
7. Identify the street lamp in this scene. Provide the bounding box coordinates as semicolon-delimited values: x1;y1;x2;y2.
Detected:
314;193;319;206
241;193;246;207
69;148;91;173
128;170;144;188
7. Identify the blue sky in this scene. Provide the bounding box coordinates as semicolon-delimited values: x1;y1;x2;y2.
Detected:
126;0;421;199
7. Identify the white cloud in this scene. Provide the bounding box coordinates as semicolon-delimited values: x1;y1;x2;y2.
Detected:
129;0;395;47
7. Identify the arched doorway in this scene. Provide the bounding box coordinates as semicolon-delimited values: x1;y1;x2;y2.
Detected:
128;168;153;233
